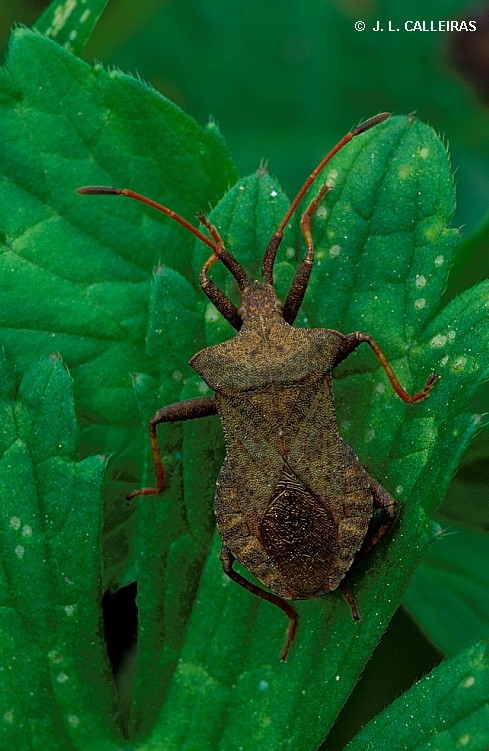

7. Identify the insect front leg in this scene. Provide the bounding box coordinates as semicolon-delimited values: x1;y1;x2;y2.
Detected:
127;395;218;500
220;545;298;661
337;332;440;403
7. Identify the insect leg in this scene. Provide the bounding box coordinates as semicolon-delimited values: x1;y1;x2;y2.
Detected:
220;544;298;661
126;396;218;500
282;183;333;325
339;480;396;620
336;332;440;403
339;581;360;621
357;480;397;559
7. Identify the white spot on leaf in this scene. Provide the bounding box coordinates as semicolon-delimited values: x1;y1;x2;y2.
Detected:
451;356;466;372
197;381;209;395
430;334;447;348
205;304;219;323
398;165;412;179
415;274;427;288
49;0;77;37
326;170;337;188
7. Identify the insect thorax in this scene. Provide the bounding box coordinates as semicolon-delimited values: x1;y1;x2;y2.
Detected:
190;321;345;393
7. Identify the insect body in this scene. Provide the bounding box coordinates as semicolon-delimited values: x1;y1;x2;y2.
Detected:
78;112;439;660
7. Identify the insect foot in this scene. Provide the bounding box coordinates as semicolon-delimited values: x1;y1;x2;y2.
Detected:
78;112;440;661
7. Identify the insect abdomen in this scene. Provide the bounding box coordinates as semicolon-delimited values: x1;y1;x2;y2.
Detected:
216;459;372;600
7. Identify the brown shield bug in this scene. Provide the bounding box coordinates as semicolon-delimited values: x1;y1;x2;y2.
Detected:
78;112;439;660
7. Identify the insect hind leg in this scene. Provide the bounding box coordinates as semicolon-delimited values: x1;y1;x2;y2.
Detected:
357;480;397;559
338;479;396;621
220;544;298;661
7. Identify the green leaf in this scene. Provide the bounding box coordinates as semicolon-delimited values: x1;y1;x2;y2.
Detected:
34;0;111;56
405;525;489;656
0;349;120;750
0;27;235;428
128;373;220;736
443;210;489;304
130;117;488;749
0;26;237;583
344;641;489;751
440;432;489;531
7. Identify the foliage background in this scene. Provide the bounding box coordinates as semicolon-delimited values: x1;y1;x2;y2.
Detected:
0;1;487;749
